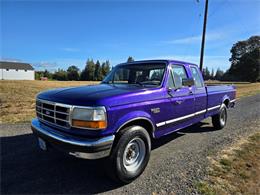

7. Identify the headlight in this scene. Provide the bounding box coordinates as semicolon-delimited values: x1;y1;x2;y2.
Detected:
71;107;107;129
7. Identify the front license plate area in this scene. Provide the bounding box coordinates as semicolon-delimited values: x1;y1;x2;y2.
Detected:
38;137;47;151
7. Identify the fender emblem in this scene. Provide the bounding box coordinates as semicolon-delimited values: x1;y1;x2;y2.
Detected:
151;108;160;114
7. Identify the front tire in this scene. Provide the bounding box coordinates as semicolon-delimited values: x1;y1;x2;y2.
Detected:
107;126;151;183
212;104;227;130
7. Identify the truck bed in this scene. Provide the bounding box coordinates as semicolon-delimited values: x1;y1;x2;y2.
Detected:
206;84;236;114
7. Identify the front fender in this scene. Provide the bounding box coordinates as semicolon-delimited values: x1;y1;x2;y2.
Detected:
111;110;155;134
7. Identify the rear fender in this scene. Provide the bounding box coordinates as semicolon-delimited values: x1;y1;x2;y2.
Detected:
222;95;231;108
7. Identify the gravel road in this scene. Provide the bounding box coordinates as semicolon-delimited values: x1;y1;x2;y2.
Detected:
1;94;260;195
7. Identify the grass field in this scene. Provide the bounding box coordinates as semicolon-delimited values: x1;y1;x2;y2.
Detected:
196;132;260;195
0;80;259;124
0;80;99;123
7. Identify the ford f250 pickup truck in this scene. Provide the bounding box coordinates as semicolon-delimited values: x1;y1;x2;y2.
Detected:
31;60;236;183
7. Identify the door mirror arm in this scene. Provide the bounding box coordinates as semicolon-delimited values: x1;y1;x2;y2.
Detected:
166;87;175;97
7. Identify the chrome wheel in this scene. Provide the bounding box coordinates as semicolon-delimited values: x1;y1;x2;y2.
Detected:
220;108;227;126
123;137;146;173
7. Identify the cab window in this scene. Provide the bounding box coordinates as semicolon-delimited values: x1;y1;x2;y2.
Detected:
190;67;204;88
167;65;188;89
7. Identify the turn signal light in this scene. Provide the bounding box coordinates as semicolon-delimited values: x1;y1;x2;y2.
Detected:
72;120;107;129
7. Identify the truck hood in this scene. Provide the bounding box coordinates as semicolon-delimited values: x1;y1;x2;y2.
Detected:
37;84;165;107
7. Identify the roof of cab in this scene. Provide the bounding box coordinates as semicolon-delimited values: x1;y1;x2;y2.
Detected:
118;59;198;66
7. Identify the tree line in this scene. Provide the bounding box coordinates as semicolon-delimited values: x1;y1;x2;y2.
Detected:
35;59;111;81
202;67;225;81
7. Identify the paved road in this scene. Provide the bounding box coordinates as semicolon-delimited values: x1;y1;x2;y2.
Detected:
1;94;260;195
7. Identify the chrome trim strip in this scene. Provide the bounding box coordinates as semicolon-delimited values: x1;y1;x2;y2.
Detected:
156;109;207;127
195;109;207;115
230;99;236;103
207;105;221;111
166;113;194;125
156;122;166;127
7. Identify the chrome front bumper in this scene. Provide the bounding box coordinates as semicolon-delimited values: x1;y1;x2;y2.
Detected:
31;118;115;159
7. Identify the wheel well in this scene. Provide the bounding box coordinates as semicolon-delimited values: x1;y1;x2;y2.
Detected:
117;119;155;139
223;99;230;108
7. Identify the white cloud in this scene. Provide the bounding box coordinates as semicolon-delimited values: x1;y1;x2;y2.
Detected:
0;58;23;62
33;61;58;71
62;47;80;52
163;32;226;45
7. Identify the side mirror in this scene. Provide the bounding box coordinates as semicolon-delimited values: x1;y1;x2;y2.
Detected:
182;78;194;87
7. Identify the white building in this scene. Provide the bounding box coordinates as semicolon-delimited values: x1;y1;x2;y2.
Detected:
0;61;35;80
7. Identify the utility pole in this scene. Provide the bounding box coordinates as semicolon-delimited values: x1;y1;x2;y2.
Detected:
199;0;209;71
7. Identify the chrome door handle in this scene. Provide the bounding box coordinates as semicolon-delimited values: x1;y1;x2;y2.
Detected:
175;100;183;105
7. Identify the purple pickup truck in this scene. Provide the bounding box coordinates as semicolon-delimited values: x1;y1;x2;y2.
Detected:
31;60;236;183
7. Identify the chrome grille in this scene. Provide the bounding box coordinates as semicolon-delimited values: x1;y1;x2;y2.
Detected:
36;99;71;128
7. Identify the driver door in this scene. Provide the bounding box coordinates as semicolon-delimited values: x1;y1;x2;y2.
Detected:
166;64;195;127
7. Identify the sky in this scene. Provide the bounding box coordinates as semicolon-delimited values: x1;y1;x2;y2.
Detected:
1;0;260;71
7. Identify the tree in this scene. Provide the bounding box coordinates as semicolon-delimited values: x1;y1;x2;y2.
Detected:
80;59;95;81
35;69;52;80
215;68;224;81
53;69;68;80
43;69;52;79
100;60;111;80
94;60;101;81
80;64;87;81
210;68;215;80
35;71;43;80
225;36;260;82
67;65;79;80
127;56;134;62
202;67;210;80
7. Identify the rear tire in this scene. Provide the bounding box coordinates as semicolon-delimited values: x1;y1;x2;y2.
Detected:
212;104;227;130
107;125;151;184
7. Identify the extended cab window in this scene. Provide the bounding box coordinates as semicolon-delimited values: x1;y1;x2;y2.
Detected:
190;67;204;88
168;65;188;89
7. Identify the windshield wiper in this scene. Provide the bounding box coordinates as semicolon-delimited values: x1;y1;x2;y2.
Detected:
102;81;110;84
140;81;159;86
135;82;144;87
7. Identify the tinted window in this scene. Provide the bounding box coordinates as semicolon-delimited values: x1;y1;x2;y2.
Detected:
190;67;204;87
168;65;188;89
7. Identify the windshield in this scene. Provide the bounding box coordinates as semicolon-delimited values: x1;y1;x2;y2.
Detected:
102;63;166;87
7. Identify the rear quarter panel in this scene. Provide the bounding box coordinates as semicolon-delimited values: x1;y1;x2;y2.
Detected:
206;85;236;116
